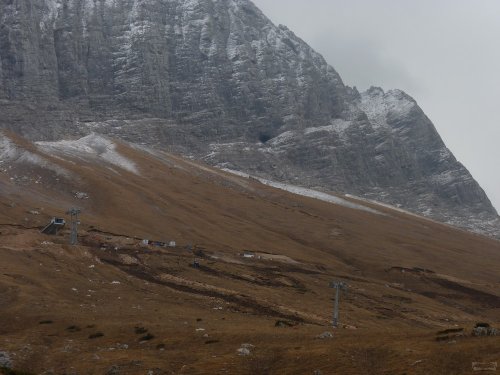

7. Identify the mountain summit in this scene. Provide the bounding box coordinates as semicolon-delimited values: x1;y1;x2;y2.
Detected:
0;0;498;237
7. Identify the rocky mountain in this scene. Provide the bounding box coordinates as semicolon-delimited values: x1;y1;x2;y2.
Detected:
0;0;498;237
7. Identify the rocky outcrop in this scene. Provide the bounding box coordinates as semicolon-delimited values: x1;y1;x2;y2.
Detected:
0;0;498;237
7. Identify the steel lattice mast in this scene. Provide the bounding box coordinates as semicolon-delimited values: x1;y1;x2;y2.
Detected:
66;208;81;245
329;281;348;328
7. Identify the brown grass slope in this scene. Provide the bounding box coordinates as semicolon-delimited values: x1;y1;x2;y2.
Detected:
0;133;499;374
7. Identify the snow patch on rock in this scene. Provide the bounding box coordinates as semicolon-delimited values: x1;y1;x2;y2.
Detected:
41;0;61;28
431;170;459;185
305;119;352;135
269;131;296;146
359;87;416;129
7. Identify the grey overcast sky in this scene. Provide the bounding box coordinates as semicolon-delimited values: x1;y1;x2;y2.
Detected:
252;0;500;212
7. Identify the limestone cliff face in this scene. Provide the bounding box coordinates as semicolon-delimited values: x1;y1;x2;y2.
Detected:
1;0;347;134
0;0;498;237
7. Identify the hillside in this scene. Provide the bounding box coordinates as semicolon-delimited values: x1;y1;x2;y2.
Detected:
1;132;499;374
0;0;498;237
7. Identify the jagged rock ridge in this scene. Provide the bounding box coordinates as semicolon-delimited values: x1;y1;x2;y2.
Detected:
0;0;498;237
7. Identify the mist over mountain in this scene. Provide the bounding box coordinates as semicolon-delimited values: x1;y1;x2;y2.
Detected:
0;0;498;237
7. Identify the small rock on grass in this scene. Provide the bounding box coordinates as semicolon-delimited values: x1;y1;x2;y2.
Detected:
237;347;251;356
106;365;120;375
315;331;333;339
237;343;254;356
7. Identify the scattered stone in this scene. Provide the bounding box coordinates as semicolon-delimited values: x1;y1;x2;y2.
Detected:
237;347;251;356
111;281;121;285
106;365;120;375
61;344;73;353
241;344;255;349
472;362;498;372
147;369;163;375
316;332;333;339
118;254;138;265
473;322;497;336
74;192;89;199
237;343;254;356
0;351;12;369
343;324;358;330
473;326;498;336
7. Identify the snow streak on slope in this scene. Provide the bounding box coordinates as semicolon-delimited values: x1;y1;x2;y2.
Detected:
222;169;383;215
0;133;71;177
36;133;139;174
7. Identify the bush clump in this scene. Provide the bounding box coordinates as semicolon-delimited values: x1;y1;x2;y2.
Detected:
88;332;104;339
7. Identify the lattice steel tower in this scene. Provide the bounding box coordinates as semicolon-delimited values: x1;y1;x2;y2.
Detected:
66;208;81;245
329;281;348;328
